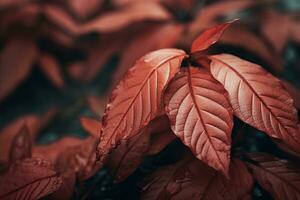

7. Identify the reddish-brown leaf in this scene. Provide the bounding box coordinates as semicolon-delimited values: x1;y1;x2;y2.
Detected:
141;158;253;200
98;48;187;159
32;136;83;164
113;23;183;85
81;2;171;34
37;53;65;89
107;129;151;182
0;158;62;200
0;37;38;102
186;0;255;43
290;21;300;44
80;116;101;137
246;153;300;200
56;136;100;181
163;67;233;175
47;169;76;200
191;21;235;53
146;130;176;156
209;54;300;152
9;124;32;164
0;109;56;165
67;0;103;19
261;11;291;53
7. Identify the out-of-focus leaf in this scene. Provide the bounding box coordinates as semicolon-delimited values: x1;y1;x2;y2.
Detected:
0;37;38;102
9;124;32;164
113;23;183;85
80;116;101;137
0;109;57;165
282;80;300;109
0;158;62;200
246;153;300;200
98;49;186;161
209;54;300;153
164;67;233;176
67;0;103;20
141;158;253;200
86;95;108;117
56;136;100;181
37;53;65;89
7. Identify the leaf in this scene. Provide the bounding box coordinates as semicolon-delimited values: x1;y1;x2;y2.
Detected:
113;23;183;85
186;0;255;43
246;153;300;200
32;136;83;164
107;129;150;182
37;53;65;89
56;136;100;181
98;48;187;158
80;116;102;137
163;66;233;175
141;158;253;200
0;36;38;102
47;169;76;200
146;130;176;156
67;0;103;19
106;115;170;182
209;54;300;153
261;11;291;53
190;20;235;54
81;2;171;34
219;24;283;72
0;109;57;165
0;158;62;200
9;124;32;164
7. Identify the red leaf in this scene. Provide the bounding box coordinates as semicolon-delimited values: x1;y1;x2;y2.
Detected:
163;67;233;175
37;53;65;89
141;158;253;200
0;158;62;200
98;48;187;159
191;20;235;53
146;130;176;156
0;109;57;165
32;136;83;164
56;136;100;181
47;169;76;200
246;153;300;199
9;124;32;164
261;11;291;53
282;80;300;109
67;0;103;19
113;23;183;85
107;129;150;182
80;116;101;137
81;2;171;34
0;36;38;102
209;54;300;152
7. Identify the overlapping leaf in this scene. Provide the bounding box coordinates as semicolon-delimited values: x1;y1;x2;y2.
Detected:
141;158;253;200
98;48;187;158
209;54;300;152
246;153;300;200
0;158;62;200
164;67;233;175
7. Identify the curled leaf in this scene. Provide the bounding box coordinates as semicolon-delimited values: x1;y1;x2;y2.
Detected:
164;67;233;175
